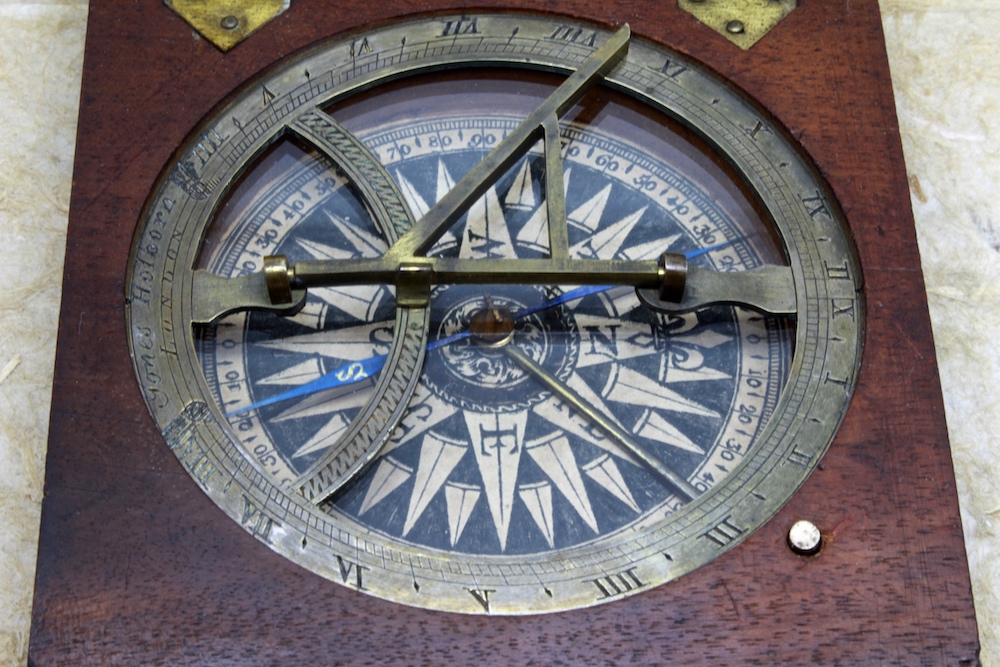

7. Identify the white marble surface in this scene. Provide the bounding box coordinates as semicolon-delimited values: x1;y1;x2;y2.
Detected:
0;2;87;664
0;2;996;665
881;2;1000;663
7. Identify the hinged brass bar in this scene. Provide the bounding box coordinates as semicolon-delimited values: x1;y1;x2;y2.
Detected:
396;261;435;308
637;265;796;315
386;25;631;260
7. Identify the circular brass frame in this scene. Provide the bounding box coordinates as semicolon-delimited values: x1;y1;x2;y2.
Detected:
125;13;863;614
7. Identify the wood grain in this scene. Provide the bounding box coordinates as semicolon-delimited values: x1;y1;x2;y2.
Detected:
30;1;980;664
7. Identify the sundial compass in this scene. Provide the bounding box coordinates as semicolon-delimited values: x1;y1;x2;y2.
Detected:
30;1;979;663
124;17;855;613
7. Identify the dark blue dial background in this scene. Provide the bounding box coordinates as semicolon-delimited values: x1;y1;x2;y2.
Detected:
201;135;790;556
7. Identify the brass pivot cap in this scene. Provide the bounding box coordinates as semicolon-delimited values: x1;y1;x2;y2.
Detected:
658;252;688;303
263;255;293;305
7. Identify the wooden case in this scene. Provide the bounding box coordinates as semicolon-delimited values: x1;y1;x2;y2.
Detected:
30;1;980;664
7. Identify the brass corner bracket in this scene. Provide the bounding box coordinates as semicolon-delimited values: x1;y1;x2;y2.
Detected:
679;0;797;50
165;0;290;51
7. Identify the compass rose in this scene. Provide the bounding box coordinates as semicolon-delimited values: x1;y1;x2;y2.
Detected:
229;140;744;554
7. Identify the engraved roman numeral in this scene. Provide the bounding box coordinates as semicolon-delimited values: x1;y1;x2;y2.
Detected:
548;24;599;45
700;516;745;547
441;16;479;37
785;445;814;468
350;37;372;57
831;297;856;320
801;191;832;220
824;260;851;281
824;372;851;387
166;406;220;489
187;451;219;487
240;495;276;544
655;58;688;78
336;555;370;590
746;120;770;140
467;588;494;612
190;129;228;167
167;426;219;486
261;84;276;107
590;567;646;599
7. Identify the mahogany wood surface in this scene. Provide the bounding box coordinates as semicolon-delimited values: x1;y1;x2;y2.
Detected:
30;1;980;664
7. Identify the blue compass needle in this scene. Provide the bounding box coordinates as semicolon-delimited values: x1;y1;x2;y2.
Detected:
226;243;733;416
227;353;388;415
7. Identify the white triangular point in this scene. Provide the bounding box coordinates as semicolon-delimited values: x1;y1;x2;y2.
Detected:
581;454;640;513
518;482;554;548
658;330;733;384
403;432;468;535
660;350;731;384
531;395;641;467
466;410;527;551
436;159;456;202
566;371;631;432
311;284;389;322
459;186;514;259
604;362;721;418
572;315;658;369
593;285;641;318
359;456;413;515
445;482;481;547
428;160;461;254
323;210;386;257
525;432;598;533
258;357;323;386
542;371;635;452
618;233;681;262
602;364;720;419
395;170;430;219
272;378;374;422
674;328;731;350
292;412;351;458
633;408;705;455
296;237;355;261
567;183;610;232
257;319;392;360
516;205;549;253
289;299;329;329
382;387;457;455
505;160;536;210
569;206;647;259
515;167;571;254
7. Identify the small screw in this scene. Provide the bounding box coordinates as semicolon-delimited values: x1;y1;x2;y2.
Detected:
726;20;745;34
788;520;822;556
221;15;239;31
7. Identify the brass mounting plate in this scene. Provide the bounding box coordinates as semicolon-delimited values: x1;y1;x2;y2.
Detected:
164;0;290;51
679;0;797;50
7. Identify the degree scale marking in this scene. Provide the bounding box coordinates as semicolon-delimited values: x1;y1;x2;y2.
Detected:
124;14;862;614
